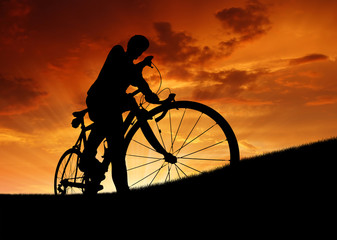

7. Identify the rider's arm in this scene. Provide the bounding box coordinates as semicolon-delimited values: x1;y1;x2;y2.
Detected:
134;76;151;94
135;56;153;70
132;56;159;103
133;76;159;103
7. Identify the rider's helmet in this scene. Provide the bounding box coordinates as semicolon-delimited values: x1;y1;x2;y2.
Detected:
127;35;150;59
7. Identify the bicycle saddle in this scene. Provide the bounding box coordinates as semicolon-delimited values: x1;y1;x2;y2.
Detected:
72;109;88;118
71;109;88;128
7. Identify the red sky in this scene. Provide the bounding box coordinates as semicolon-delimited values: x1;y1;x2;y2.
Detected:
0;0;336;193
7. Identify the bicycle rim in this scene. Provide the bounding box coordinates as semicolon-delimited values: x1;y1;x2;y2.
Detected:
123;101;239;189
54;149;85;195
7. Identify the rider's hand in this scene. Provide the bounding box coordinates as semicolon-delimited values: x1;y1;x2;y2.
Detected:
143;56;154;68
145;91;159;103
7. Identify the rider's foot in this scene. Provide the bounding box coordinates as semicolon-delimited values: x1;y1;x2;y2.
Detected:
85;182;104;195
79;157;106;181
90;171;106;182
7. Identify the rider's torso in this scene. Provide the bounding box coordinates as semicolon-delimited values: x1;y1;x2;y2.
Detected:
87;45;140;103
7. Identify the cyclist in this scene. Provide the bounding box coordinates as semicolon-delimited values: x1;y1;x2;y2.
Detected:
79;35;159;193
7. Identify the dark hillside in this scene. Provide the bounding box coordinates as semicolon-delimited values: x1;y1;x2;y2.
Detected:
133;137;335;201
1;138;335;237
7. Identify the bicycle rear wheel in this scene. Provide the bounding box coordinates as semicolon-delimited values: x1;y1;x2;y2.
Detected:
54;149;85;195
123;101;239;189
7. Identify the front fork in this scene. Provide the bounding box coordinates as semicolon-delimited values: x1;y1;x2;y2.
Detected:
137;109;177;164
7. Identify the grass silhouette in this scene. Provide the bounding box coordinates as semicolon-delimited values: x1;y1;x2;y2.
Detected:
1;137;335;237
132;137;335;198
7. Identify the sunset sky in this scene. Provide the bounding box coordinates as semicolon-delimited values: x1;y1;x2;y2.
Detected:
0;0;336;193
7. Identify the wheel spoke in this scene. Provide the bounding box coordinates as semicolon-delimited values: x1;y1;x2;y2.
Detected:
126;154;163;160
130;161;167;187
165;164;172;182
61;153;72;181
179;157;229;161
170;108;186;153
175;164;188;177
174;164;182;179
177;162;201;173
179;140;225;159
175;112;203;156
148;162;167;186
132;139;156;153
127;158;163;171
173;122;218;155
169;110;173;153
155;121;166;151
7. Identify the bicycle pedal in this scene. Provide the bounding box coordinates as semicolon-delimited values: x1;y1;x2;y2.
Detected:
85;183;103;195
97;185;103;191
90;184;103;191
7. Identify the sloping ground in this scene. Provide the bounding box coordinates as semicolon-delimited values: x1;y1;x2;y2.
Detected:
133;137;335;199
1;137;335;237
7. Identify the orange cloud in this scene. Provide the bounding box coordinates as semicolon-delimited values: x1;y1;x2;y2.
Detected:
305;96;337;106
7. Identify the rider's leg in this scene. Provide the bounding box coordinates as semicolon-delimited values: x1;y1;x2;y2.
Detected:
106;114;130;193
79;124;105;174
80;102;106;174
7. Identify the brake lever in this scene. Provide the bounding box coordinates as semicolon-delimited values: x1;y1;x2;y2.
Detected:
162;93;176;103
155;93;176;122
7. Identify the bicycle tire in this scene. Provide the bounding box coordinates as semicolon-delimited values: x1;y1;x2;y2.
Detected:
54;148;84;195
122;100;239;188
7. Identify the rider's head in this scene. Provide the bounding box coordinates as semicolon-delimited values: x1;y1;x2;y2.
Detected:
126;35;149;60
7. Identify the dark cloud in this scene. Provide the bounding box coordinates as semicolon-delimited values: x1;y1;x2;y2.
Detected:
0;76;47;115
216;0;270;37
216;0;271;55
150;1;272;65
218;38;239;57
150;22;201;63
6;0;31;17
149;22;215;65
288;53;328;66
148;21;268;103
0;0;31;46
192;69;261;101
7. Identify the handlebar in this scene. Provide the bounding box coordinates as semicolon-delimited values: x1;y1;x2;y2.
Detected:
158;93;176;104
154;93;176;122
128;90;176;105
129;89;141;97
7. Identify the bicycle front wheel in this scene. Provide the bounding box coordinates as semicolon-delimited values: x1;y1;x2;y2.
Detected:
123;101;239;189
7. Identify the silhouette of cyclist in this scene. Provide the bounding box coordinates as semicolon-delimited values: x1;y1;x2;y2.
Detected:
79;35;159;193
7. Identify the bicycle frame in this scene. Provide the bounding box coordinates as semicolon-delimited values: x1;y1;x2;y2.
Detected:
122;101;168;156
71;121;93;152
71;92;176;170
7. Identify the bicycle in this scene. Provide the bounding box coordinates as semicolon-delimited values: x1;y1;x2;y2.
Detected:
54;70;240;195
